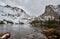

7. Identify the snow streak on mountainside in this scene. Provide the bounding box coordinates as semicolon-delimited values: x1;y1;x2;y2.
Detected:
0;5;30;23
35;5;60;21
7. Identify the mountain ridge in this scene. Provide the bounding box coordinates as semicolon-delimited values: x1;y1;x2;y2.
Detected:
0;5;30;24
35;5;60;21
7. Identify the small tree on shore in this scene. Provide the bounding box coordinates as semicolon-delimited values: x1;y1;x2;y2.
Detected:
43;18;59;28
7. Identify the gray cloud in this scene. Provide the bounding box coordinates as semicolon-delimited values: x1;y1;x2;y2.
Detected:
0;0;60;16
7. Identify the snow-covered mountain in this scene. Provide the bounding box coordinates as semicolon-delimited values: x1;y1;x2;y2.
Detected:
0;5;30;23
35;5;60;21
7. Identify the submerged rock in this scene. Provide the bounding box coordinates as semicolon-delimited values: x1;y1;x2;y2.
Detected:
22;34;35;39
22;33;46;39
0;32;11;39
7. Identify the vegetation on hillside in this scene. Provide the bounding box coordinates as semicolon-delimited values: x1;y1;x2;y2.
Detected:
0;19;24;24
30;19;60;28
0;21;5;24
19;21;24;24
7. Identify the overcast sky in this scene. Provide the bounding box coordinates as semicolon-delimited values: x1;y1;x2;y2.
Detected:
0;0;60;16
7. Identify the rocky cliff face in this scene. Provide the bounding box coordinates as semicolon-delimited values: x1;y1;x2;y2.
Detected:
36;5;60;21
0;5;30;24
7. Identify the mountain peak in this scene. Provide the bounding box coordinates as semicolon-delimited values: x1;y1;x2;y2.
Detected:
5;5;11;7
0;5;30;24
36;5;60;21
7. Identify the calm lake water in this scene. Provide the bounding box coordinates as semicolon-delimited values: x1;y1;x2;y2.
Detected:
0;24;47;39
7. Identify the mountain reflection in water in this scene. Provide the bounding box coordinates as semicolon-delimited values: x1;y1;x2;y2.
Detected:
0;24;47;39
